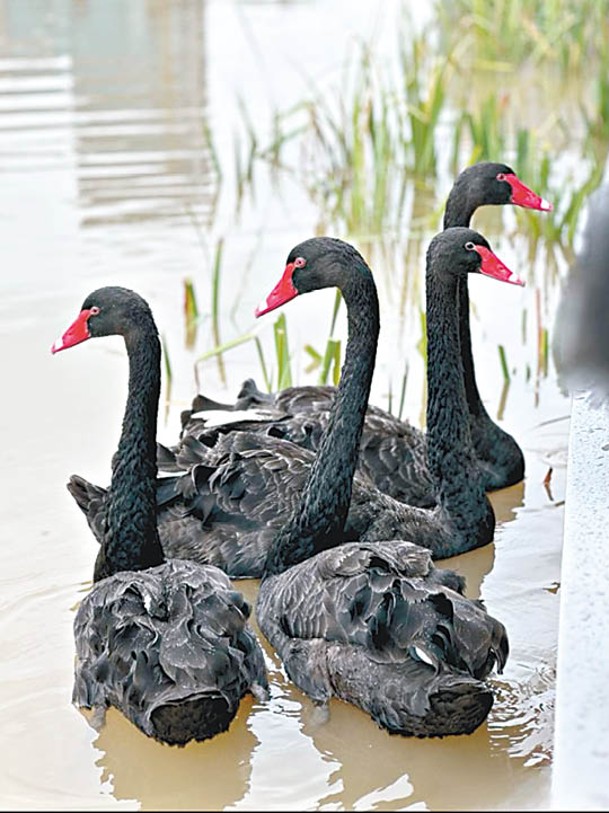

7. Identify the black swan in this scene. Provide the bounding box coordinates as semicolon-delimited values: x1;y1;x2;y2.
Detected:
52;287;268;746
254;230;509;737
68;231;524;579
179;162;551;507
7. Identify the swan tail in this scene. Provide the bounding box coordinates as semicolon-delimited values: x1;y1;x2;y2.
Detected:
67;474;108;545
235;377;275;408
156;442;182;472
180;392;236;430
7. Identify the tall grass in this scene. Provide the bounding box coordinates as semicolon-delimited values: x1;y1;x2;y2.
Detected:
451;94;508;170
434;0;609;69
399;33;449;178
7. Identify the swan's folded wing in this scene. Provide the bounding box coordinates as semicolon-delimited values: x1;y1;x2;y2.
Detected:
153;431;315;577
260;539;506;679
73;560;268;737
357;417;435;507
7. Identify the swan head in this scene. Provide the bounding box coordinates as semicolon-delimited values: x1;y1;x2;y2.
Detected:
428;227;526;288
255;236;370;317
452;161;553;212
52;286;157;353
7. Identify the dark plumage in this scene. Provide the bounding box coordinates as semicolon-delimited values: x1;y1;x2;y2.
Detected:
258;541;507;736
253;232;510;737
72;559;268;745
179;162;551;506
69;233;523;578
52;286;268;746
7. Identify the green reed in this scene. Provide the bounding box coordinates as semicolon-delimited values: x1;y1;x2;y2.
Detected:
254;336;272;393
386;362;410;419
300;46;406;235
434;0;608;70
273;312;292;390
498;344;511;383
183;278;199;350
304;338;342;386
399;33;449;178
161;333;173;423
172;0;608;413
451;93;507;170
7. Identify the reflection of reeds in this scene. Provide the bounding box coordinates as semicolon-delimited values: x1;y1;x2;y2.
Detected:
535;287;549;380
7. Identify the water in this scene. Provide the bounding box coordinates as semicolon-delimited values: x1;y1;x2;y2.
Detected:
0;1;570;809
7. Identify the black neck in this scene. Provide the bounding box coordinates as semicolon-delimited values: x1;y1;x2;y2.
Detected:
94;325;165;581
425;265;494;542
444;189;490;421
264;264;379;575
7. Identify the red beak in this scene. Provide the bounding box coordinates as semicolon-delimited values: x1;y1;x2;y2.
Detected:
255;262;299;317
51;309;94;354
503;173;553;212
472;245;525;287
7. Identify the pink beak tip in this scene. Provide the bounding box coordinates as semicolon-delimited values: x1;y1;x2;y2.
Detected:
255;295;274;318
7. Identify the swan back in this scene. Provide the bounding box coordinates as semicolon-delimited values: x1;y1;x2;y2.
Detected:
73;558;268;746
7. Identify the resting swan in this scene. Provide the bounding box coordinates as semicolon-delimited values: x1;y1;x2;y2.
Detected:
52;286;268;746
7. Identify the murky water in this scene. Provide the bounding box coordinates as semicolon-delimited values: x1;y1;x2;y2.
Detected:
0;1;571;810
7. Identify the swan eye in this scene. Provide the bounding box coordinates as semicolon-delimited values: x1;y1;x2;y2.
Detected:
89;306;100;316
496;172;506;182
465;242;476;251
293;257;306;269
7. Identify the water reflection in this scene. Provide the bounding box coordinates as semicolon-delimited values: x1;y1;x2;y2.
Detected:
93;699;262;811
0;0;217;228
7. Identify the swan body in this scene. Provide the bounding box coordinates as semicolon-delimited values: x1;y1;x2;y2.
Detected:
72;559;268;745
258;540;507;737
53;286;268;745
178;162;551;506
68;430;459;578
